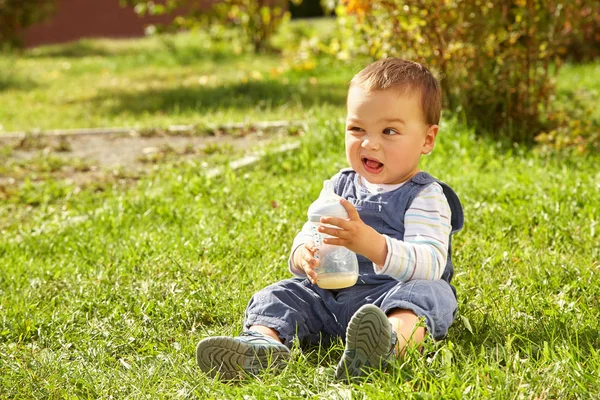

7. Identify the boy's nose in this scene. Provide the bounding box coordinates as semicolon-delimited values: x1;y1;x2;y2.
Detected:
361;137;380;150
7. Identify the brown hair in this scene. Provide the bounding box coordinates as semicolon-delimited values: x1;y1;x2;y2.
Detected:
350;58;441;125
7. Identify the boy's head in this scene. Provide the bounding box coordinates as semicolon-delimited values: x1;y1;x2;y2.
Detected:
350;58;441;125
345;58;442;185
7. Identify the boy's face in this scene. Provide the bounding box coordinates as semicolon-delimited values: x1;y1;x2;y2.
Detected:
345;85;438;185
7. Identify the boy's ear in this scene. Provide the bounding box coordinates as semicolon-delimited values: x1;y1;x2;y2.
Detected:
422;124;439;155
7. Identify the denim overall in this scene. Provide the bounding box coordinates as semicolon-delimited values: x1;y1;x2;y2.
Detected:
244;170;464;346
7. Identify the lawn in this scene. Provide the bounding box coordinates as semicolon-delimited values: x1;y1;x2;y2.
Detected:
1;25;599;398
0;24;354;133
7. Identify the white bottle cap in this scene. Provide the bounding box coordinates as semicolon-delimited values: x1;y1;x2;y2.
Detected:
307;180;349;222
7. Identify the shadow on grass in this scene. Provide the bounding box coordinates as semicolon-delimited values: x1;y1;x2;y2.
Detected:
451;309;600;360
0;77;37;92
92;79;347;116
0;65;37;92
25;38;241;65
26;40;117;58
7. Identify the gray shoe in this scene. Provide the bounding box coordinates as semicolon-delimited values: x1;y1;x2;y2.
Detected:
196;331;291;380
335;304;397;381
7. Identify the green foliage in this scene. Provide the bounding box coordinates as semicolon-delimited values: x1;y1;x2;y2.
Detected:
335;0;598;144
0;0;56;46
213;0;293;53
122;0;301;53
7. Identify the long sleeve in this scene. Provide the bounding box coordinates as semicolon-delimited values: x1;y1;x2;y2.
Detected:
374;183;451;281
288;221;313;277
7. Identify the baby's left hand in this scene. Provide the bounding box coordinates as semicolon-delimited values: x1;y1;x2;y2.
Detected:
318;199;387;266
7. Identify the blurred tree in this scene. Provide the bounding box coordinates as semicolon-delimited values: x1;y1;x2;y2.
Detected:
121;0;301;53
0;0;56;47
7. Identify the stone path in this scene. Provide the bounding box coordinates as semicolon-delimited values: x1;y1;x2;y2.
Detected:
0;121;304;187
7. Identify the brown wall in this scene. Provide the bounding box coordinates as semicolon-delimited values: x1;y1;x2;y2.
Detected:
23;0;215;48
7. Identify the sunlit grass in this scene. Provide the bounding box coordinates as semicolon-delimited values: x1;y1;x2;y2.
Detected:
1;114;599;397
0;25;353;132
0;23;599;398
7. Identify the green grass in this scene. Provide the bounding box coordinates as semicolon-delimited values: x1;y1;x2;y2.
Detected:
1;115;599;397
1;27;600;398
0;24;356;133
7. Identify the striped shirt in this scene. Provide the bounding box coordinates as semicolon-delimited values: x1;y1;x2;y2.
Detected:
374;182;451;281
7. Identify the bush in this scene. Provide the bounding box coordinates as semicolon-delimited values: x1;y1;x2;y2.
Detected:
122;0;301;54
335;0;598;144
566;5;600;62
0;0;56;47
535;90;600;154
211;0;294;53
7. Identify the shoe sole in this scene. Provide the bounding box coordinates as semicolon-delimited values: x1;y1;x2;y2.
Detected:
196;336;290;380
335;304;393;381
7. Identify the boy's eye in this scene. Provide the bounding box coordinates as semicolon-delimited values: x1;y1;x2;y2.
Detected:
348;127;363;132
383;128;399;135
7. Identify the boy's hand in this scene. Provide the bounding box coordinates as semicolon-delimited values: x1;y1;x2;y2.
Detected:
293;241;320;284
318;199;388;266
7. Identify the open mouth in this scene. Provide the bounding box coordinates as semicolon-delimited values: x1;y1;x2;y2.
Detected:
361;157;384;174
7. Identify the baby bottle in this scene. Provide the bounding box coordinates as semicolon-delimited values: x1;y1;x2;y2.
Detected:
306;180;359;289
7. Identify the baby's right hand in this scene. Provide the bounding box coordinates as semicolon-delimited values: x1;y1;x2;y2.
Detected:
293;241;320;285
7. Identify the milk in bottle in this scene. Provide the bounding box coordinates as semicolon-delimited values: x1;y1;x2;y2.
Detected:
306;180;359;289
